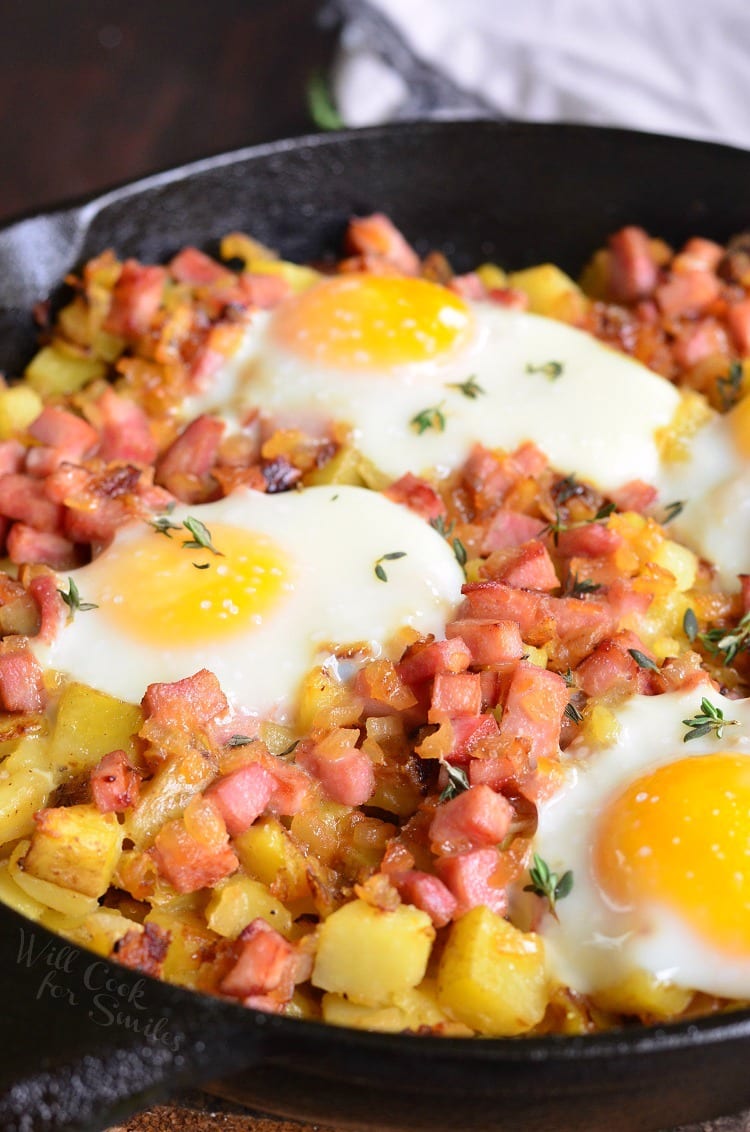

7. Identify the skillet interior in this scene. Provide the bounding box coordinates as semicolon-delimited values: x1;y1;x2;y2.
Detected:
1;120;750;1132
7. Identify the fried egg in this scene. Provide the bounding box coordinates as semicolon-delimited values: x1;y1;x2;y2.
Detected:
186;271;750;588
533;685;750;999
32;485;464;721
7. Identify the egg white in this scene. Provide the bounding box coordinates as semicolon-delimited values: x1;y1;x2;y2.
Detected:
32;485;464;721
533;684;750;999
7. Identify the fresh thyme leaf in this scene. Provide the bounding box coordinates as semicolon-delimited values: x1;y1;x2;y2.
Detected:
661;500;685;525
628;648;659;672
446;375;485;400
683;607;699;642
541;500;615;547
150;514;181;537
192;562;210;570
562;668;575;687
523;852;573;918
564;572;602;598
682;697;738;743
410;404;446;435
226;735;252;748
699;611;750;665
452;537;468;570
717;360;744;412
374;552;407;583
564;701;583;724
430;515;454;538
280;739;300;758
307;69;344;131
593;501;616;522
58;577;98;617
525;360;564;380
439;761;470;803
182;516;222;556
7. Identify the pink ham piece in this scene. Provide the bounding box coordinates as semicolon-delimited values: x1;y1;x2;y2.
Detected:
498;662;568;763
390;870;458;928
7;524;77;570
575;630;656;698
91;750;142;813
726;298;750;355
0;474;64;533
205;763;275;836
608;226;659;303
220;918;310;1005
446;618;524;667
384;473;445;522
140;668;230;753
482;510;546;553
28;574;66;644
169;246;231;286
397;637;472;686
435;847;507;917
487;539;559;591
95;388;157;465
345;213;420;275
295;743;374;807
656;270;721;318
104;261;166;337
0;644;46;712
155;414;224;501
28;406;99;459
429;785;513;856
430;671;482;719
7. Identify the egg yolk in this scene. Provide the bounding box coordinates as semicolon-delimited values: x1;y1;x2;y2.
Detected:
269;273;473;369
594;754;750;955
96;523;291;647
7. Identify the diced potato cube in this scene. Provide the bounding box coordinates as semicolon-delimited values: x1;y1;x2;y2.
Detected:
437;906;549;1036
233;817;312;908
63;908;139;956
0;735;55;846
0;385;42;439
22;804;122;898
248;258;320;293
591;970;692;1020
296;665;362;735
304;446;366;487
25;345;106;396
312;898;435;1006
507;264;588;322
49;682;143;777
476;263;508;290
146;907;218;988
126;746;215;849
322;979;460;1033
205;874;292;939
9;840;98;917
651;539;697;592
582;703;621;748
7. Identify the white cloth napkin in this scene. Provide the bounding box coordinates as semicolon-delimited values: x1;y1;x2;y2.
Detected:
333;0;750;149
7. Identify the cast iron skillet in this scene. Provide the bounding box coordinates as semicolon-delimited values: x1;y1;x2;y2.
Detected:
2;121;750;1132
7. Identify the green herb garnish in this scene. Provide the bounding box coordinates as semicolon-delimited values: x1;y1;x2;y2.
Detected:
410;404;446;435
564;701;583;724
307;70;344;131
628;648;659;672
718;360;744;412
682;697;738;743
699;611;750;666
439;762;470;803
58;577;98;618
661;500;685;525
374;551;407;582
523;853;573;919
564;572;602;598
226;735;252;748
525;360;564;380
446;375;485;400
182;516;222;556
683;607;699;642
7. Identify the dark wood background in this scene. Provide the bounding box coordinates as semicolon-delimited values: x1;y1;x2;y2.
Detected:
0;0;339;223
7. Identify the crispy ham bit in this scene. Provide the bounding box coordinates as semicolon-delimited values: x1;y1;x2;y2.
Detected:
91;750;142;813
0;644;46;712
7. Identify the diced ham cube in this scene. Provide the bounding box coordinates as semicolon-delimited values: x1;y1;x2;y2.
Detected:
430;671;482;719
91;750;142;813
481;509;546;553
555;523;622;559
727;298;750;356
0;474;64;532
446;619;524;666
487;540;559;591
608;480;658;514
7;524;78;570
141;669;230;751
608;226;659;302
497;662;568;763
28;406;99;458
104;261;167;337
295;743;374;807
205;763;275;836
28;573;65;643
575;631;656;698
449;714;501;762
155;415;224;502
95;388;157;465
435;847;507;917
0;645;46;712
656;270;721;318
0;441;24;475
430;785;513;855
169;246;231;286
384;473;445;521
220;919;307;1003
345;213;420;275
153;797;238;893
390;870;458;928
397;637;472;686
460;582;549;636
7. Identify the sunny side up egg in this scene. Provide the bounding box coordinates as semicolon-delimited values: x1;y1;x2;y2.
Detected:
31;485;464;722
188;271;750;590
532;685;750;1001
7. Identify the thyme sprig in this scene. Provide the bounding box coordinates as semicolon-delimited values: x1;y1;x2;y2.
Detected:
525;360;564;380
682;697;738;743
439;761;470;803
699;611;750;666
150;514;223;557
410;404;446;435
541;502;616;548
718;360;744;412
628;648;659;672
563;572;602;599
661;500;685;526
446;375;485;400
523;853;573;919
58;577;98;618
374;551;407;583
